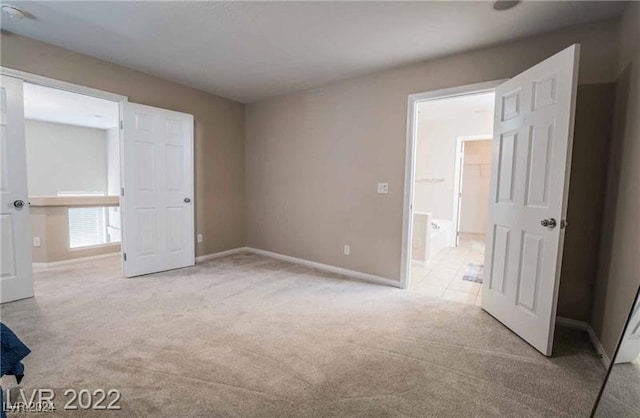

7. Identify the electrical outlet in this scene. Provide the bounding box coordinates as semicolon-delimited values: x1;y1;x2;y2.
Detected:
33;236;41;247
197;233;203;243
377;182;389;194
344;245;350;256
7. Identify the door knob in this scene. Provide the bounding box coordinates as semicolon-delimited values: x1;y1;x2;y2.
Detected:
13;199;25;209
184;197;191;203
541;218;557;229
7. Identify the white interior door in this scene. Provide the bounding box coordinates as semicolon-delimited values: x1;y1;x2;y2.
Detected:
482;45;580;356
122;103;194;277
0;75;34;303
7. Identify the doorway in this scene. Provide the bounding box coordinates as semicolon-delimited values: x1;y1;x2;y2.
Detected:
406;88;496;305
24;83;123;268
401;45;581;356
1;69;196;304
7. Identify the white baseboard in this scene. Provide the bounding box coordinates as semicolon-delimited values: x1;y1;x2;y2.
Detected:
195;247;250;263
556;316;611;368
196;246;402;289
411;259;426;267
33;252;120;270
245;247;402;288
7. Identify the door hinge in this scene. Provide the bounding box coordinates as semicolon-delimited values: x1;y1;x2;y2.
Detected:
121;187;125;196
123;252;127;262
120;120;124;129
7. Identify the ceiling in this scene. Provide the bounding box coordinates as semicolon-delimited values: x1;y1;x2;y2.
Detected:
418;92;495;121
2;1;627;103
24;82;119;129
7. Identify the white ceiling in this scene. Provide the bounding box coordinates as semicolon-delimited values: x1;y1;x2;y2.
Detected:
418;92;495;121
24;83;119;129
2;1;626;103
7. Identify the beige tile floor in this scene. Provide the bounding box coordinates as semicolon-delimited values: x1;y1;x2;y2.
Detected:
410;233;485;305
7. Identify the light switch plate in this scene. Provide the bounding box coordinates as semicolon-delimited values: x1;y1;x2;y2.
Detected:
197;234;203;243
33;236;41;247
377;182;389;194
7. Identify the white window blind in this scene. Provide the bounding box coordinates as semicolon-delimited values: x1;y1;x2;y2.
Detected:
68;207;106;248
58;192;111;249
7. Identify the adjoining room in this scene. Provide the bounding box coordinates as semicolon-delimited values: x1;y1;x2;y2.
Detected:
410;91;495;305
24;83;122;269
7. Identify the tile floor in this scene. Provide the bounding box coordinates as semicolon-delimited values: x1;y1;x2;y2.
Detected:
410;233;485;305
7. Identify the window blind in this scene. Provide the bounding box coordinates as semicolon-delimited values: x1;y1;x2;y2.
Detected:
68;207;106;248
58;192;108;249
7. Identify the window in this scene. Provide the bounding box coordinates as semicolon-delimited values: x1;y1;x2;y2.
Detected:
58;192;120;249
68;206;106;248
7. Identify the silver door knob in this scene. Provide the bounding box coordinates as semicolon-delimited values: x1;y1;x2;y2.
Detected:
541;218;557;228
13;199;25;208
184;197;191;203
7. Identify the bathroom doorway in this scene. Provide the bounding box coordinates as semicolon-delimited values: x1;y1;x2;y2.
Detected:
408;88;496;305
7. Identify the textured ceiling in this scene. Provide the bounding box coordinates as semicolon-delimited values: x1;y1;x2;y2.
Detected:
1;1;627;103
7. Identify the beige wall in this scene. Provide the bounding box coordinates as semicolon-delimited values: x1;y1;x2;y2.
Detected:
30;206;120;263
246;19;620;282
1;33;246;257
591;2;640;358
558;83;615;321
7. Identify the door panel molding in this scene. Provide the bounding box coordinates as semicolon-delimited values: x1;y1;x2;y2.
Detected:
0;75;33;303
122;102;194;277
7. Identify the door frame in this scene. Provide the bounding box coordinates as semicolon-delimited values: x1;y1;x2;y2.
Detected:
400;79;507;289
0;66;129;277
452;135;493;246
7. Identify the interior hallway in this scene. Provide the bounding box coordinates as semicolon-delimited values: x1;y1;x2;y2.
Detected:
0;254;604;416
410;233;485;305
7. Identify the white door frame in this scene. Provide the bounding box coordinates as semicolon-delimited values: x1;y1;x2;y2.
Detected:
452;135;493;246
400;79;507;289
0;66;128;276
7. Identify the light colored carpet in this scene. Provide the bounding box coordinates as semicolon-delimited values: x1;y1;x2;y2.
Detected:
1;253;605;417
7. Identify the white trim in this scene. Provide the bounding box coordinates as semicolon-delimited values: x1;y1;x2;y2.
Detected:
32;252;120;270
452;134;493;245
195;247;250;263
0;66;127;103
400;79;507;289
197;246;400;288
247;247;402;288
556;316;610;368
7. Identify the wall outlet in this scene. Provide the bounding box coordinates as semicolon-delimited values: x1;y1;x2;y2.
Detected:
377;182;389;194
197;233;203;243
33;236;41;247
344;245;350;256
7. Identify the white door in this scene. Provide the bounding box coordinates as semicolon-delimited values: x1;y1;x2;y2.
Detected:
121;103;194;277
482;45;580;356
0;75;34;303
615;297;640;364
